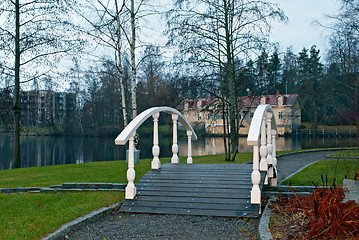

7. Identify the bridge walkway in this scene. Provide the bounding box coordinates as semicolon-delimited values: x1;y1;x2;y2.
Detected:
120;163;265;218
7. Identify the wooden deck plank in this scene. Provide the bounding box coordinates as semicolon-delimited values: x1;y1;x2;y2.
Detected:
132;195;252;204
135;185;252;191
138;178;251;184
120;163;264;218
119;206;259;218
135;183;252;189
136;190;250;198
142;173;250;179
121;200;258;211
141;173;251;178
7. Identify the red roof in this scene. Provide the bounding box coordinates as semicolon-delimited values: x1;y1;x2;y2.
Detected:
239;94;298;110
178;93;298;111
178;98;215;110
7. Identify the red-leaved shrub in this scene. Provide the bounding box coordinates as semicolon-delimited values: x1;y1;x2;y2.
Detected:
274;187;359;239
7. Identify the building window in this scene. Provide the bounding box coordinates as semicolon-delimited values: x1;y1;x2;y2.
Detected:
278;111;283;120
197;114;202;121
250;112;254;119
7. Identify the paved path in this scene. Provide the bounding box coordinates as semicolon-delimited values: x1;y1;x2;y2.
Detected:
65;150;333;240
276;150;334;183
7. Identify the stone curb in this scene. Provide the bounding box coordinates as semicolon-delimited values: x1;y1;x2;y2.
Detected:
60;183;125;190
42;203;120;240
259;196;275;240
0;183;126;194
0;187;40;193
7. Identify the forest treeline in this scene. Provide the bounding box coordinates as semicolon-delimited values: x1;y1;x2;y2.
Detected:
0;44;356;134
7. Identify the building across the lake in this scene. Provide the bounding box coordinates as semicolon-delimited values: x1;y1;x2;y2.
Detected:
20;90;76;126
178;91;301;135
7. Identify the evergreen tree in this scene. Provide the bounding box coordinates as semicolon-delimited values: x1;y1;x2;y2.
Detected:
282;47;297;94
297;46;323;129
268;50;282;94
256;50;269;94
242;60;256;95
321;63;346;125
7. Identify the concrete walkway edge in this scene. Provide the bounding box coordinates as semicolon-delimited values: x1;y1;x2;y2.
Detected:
259;196;275;240
42;203;119;240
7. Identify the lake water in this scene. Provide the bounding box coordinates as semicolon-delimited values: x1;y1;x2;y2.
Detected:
0;134;357;170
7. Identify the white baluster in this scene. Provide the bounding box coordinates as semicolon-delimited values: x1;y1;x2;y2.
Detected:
125;133;136;199
260;116;268;171
171;114;179;164
251;145;261;204
186;130;193;164
151;112;161;169
266;111;273;178
271;129;277;186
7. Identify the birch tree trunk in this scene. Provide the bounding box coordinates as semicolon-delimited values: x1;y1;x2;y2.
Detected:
115;0;128;127
130;0;137;119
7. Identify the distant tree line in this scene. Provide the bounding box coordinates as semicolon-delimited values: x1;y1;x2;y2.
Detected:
0;43;354;135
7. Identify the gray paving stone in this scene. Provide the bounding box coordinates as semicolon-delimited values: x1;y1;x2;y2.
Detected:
343;179;359;204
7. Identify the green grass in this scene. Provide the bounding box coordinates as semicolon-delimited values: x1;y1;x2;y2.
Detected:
330;149;359;158
0;192;123;240
282;158;359;186
21;125;53;134
301;122;357;130
0;160;130;188
138;125;171;133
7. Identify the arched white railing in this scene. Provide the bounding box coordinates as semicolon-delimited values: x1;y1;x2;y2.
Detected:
247;104;278;204
115;106;198;199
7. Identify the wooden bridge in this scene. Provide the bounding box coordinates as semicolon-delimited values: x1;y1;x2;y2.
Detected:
115;106;277;218
120;163;266;218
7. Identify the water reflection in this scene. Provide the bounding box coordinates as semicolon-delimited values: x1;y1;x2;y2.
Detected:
179;136;303;156
0;135;357;170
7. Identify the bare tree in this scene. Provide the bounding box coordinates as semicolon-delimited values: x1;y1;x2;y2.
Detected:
0;0;83;168
167;0;286;160
74;0;130;127
75;0;155;126
324;0;359;140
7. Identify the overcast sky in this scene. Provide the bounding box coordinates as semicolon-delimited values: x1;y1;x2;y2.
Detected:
269;0;340;56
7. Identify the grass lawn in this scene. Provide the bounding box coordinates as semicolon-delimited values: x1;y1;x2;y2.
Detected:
330;149;359;158
0;192;123;240
282;158;359;186
301;122;358;130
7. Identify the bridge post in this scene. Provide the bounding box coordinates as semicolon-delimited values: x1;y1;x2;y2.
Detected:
151;112;161;169
260;116;268;172
186;130;193;164
125;133;136;199
171;114;179;163
251;145;261;204
266;111;273;179
271;129;277;186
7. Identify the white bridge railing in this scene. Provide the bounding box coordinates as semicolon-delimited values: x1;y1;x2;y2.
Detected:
247;104;278;204
115;106;198;199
